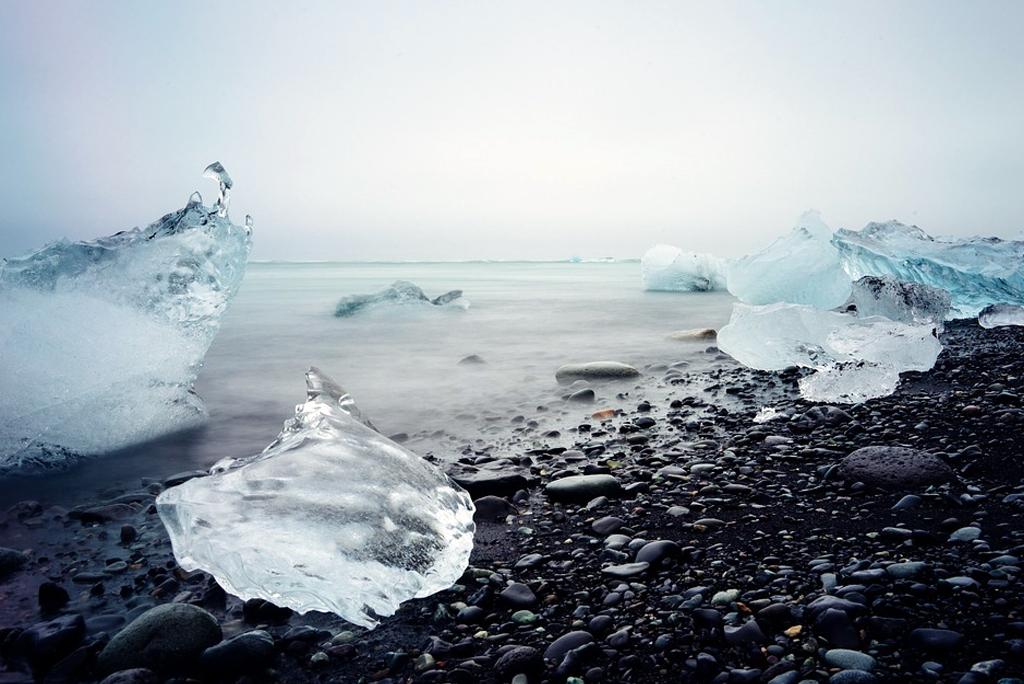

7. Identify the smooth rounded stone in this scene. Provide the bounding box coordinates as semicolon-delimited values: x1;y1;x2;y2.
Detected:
892;494;922;510
472;495;517;522
909;628;964;651
825;649;876;671
200;630;275;677
948;526;982;542
99;670;158;684
17;613;86;669
98;604;222;674
452;470;530;498
544;631;594;661
568;388;596;403
839;446;952;488
600;562;649;578
511;610;538;624
724;620;766;645
635;540;680;565
666;506;690;517
829;671;878;684
38;582;70;613
494;646;543;679
591;516;625;535
458;354;486;365
791;406;852;431
500;582;537;607
0;547;28;577
546;475;623;501
886;561;928;579
555;362;641;383
667;328;717;341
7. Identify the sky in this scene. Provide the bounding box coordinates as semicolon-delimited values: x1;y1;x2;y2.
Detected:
1;1;1022;261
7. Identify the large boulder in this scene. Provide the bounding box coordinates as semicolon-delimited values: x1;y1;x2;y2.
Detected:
555;362;640;383
839;446;953;488
98;604;222;674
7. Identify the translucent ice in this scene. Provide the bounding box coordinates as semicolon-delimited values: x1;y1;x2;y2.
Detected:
727;211;852;309
717;302;941;403
641;245;727;292
849;275;950;331
833;220;1024;317
156;367;475;629
0;163;251;473
978;303;1024;329
335;280;468;317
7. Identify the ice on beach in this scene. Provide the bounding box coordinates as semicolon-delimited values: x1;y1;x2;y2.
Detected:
156;367;475;629
833;220;1024;317
335;280;468;317
640;245;727;292
727;211;852;309
717;302;941;403
849;275;950;331
0;164;251;473
978;303;1024;329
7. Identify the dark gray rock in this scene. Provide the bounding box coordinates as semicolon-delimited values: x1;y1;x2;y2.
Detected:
494;645;543;680
472;495;517;521
544;631;594;661
99;670;158;684
555;362;640;383
839;446;953;488
200;630;275;677
97;603;222;674
499;582;537;607
546;474;623;501
0;546;29;577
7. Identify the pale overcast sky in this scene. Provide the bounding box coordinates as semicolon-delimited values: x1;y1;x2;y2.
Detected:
1;1;1022;261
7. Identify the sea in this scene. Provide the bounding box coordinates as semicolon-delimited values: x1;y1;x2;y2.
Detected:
0;261;736;507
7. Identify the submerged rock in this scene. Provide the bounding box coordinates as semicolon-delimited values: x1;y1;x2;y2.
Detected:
555;362;641;383
156;367;475;629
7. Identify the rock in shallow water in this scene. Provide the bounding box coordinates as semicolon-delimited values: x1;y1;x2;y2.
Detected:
555;362;640;383
156;367;475;629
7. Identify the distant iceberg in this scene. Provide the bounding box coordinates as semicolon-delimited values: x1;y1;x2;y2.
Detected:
833;220;1024;317
335;280;468;317
717;302;941;403
157;367;475;629
0;163;251;473
727;211;852;309
641;245;727;292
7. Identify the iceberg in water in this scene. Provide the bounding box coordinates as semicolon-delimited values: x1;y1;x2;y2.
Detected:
727;211;852;309
157;367;475;628
641;245;727;292
978;303;1024;329
0;163;251;473
833;220;1024;317
335;280;468;317
717;302;941;403
849;275;950;331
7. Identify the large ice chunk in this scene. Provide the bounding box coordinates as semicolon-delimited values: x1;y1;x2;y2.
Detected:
335;280;468;317
640;245;727;292
717;302;941;403
0;164;251;473
156;367;476;629
727;211;852;309
978;303;1024;329
833;220;1024;317
849;275;950;331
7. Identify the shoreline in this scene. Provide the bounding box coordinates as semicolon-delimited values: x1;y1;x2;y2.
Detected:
1;319;1023;682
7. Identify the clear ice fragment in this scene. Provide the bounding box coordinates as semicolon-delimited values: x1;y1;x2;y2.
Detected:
640;245;727;292
0;164;251;473
833;220;1024;317
717;302;940;403
156;367;476;629
978;303;1024;328
203;161;233;218
726;211;852;309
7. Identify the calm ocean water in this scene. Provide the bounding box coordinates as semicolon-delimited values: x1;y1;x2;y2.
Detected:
0;261;735;507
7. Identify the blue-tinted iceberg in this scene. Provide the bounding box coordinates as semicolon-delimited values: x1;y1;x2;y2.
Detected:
717;302;941;403
335;280;468;317
849;275;950;331
727;211;852;309
641;245;727;292
833;221;1024;317
978;303;1024;329
157;367;475;629
0;163;251;473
